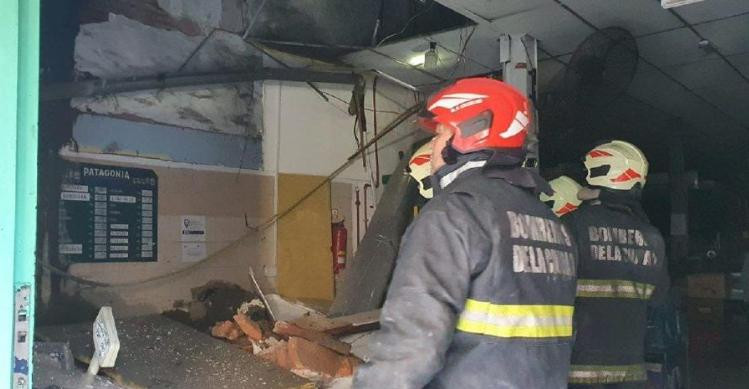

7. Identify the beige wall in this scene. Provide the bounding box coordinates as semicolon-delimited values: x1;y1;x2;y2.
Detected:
53;79;417;316
60;153;276;317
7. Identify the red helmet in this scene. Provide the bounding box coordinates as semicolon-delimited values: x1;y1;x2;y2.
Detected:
419;78;531;153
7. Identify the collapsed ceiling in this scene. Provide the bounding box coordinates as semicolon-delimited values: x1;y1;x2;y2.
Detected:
343;0;749;186
41;0;749;188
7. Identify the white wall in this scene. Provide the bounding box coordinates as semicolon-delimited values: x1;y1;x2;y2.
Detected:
262;78;420;266
262;79;420;184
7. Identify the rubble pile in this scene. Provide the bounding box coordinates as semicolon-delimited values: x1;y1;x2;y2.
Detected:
210;298;370;383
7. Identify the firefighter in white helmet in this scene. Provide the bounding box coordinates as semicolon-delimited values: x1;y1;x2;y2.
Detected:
564;140;669;388
541;175;583;217
407;142;434;199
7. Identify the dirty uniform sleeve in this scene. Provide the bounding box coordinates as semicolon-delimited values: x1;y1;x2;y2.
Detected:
354;193;487;389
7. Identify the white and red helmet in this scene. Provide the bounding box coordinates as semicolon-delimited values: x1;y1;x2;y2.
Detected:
407;142;434;199
584;140;648;190
540;176;583;217
418;77;531;153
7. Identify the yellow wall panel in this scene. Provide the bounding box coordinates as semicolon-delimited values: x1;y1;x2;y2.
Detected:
277;174;334;302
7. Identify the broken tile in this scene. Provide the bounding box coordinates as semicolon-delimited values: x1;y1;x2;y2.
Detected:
287;337;359;378
233;314;264;342
210;320;242;341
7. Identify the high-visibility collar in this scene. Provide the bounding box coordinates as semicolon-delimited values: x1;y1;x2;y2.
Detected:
576;279;655;299
569;364;647;384
456;299;573;338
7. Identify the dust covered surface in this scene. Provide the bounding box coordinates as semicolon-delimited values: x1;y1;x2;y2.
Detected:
37;315;309;388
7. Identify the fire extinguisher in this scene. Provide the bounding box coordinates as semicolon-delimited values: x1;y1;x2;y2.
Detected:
331;210;347;274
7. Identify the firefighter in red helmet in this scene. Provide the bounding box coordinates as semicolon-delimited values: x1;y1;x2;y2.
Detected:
354;78;579;388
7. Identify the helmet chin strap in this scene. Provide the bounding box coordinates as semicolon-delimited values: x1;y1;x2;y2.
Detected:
442;137;459;165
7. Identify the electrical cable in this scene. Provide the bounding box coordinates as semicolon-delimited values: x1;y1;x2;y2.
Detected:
242;0;269;39
376;0;435;47
321;91;401;115
45;103;422;289
373;75;381;188
446;26;477;80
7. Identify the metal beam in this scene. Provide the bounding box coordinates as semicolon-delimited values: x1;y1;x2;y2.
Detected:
42;68;358;101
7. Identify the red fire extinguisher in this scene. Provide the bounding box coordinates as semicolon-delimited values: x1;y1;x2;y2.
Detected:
331;210;347;274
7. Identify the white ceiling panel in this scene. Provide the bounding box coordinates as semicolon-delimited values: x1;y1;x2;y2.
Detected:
637;27;718;67
342;25;504;87
666;58;748;90
695;13;749;56
436;0;549;22
422;26;502;72
489;4;595;55
562;0;682;37
672;0;749;24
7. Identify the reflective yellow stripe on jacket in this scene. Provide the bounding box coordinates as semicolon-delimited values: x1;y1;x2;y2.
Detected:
576;279;655;299
569;364;647;384
456;299;574;338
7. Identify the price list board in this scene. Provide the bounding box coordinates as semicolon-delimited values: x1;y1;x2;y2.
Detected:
58;163;158;263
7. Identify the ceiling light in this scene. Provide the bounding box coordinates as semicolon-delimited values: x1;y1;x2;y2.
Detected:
661;0;705;9
424;42;439;70
408;54;426;67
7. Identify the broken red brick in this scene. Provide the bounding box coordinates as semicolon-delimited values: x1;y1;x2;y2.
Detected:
257;340;291;370
286;337;357;378
274;321;351;355
336;356;361;378
211;320;242;341
233;314;264;341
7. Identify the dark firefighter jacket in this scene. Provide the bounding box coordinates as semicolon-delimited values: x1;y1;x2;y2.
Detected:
563;191;669;385
354;157;579;389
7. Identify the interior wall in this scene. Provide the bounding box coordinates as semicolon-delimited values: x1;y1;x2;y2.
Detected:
262;79;420;301
262;79;419;182
57;153;276;317
47;77;417;314
276;174;334;303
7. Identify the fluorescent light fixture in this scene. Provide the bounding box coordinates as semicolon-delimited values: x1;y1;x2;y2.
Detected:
372;69;418;91
661;0;705;9
408;54;426;67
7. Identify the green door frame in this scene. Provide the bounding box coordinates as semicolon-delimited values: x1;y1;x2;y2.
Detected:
1;0;39;388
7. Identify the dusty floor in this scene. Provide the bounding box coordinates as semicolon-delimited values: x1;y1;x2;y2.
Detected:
37;315;308;388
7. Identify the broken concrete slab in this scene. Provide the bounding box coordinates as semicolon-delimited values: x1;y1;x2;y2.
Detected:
76;13;203;79
265;294;322;322
76;14;262;79
80;0;203;37
220;0;248;33
71;83;261;136
339;331;376;363
292;309;380;336
157;0;223;33
328;155;417;316
37;315;308;388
